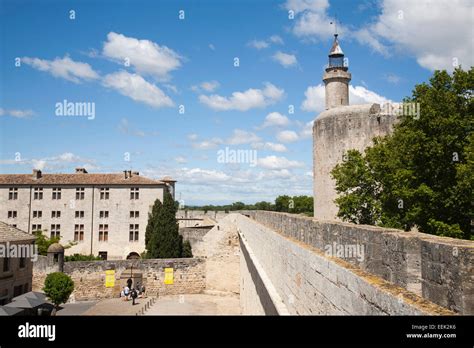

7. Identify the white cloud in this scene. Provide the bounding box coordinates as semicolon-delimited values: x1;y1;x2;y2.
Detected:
353;28;390;57
349;85;391;105
102;32;182;80
179;168;231;183
299;120;314;139
272;51;298;68
103;70;174;108
258;155;305;169
188;133;198;141
301;85;326;113
284;0;343;41
22;56;99;83
355;0;474;71
163;84;179;94
248;35;285;49
191;80;220;93
276;130;299;143
118;118;153;137
259;112;290;128
253;142;288;152
175;156;187;164
269;35;284;45
301;84;391;113
248;40;269;49
141;163;313;204
0;108;35;118
199;83;284;111
192;138;223;150
2;152;97;171
385;73;401;84
227;129;261;145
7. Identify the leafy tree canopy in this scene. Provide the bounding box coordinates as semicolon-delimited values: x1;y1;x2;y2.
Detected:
331;68;473;239
43;272;74;312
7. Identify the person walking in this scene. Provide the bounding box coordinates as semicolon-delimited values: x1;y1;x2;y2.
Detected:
124;285;130;300
131;288;138;305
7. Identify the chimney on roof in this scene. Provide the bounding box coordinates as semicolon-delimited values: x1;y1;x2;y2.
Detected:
32;169;42;180
75;167;88;174
132;171;139;176
124;170;133;179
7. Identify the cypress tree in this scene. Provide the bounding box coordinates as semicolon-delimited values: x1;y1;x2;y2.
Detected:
182;240;193;258
149;190;182;258
145;198;162;253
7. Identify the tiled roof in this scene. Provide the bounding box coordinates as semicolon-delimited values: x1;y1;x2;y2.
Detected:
329;34;344;56
0;222;36;243
0;173;172;186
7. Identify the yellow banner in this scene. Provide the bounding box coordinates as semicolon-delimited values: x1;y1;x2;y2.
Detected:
164;268;174;285
105;270;115;288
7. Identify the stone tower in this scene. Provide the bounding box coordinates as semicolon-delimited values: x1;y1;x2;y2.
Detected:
323;34;351;109
313;35;398;221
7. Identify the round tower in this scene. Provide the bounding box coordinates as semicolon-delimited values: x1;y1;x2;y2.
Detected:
313;35;398;221
323;34;351;109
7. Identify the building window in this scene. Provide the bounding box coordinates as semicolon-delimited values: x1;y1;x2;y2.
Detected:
98;251;107;260
50;224;60;238
130;188;139;200
75;211;84;219
33;188;43;200
76;187;85;200
52;187;62;200
2;258;10;272
130;211;139;218
51;211;61;218
8;188;18;200
129;224;139;242
33;210;42;219
32;224;42;232
99;224;108;242
74;224;84;241
99;211;109;219
7;211;17;219
19;257;26;269
13;285;24;297
100;188;110;200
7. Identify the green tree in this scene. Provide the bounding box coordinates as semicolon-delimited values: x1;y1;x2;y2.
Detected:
275;195;291;212
292;195;314;213
145;199;162;250
64;254;101;262
231;201;246;211
331;68;473;239
43;272;74;315
254;201;274;211
181;240;193;258
34;231;60;256
147;190;183;258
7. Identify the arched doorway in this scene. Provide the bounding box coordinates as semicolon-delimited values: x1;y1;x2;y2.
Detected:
126;252;140;260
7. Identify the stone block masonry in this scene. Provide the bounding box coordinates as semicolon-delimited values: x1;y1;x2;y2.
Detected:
235;213;453;315
33;257;206;301
240;211;474;315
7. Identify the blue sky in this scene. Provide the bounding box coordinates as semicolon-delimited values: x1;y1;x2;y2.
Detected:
1;0;472;205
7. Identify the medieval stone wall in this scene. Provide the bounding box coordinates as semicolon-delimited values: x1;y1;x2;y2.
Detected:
240;211;473;315
33;256;206;301
235;213;452;315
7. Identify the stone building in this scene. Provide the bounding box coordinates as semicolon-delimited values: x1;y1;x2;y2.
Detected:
0;168;176;260
313;34;398;220
0;222;35;305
